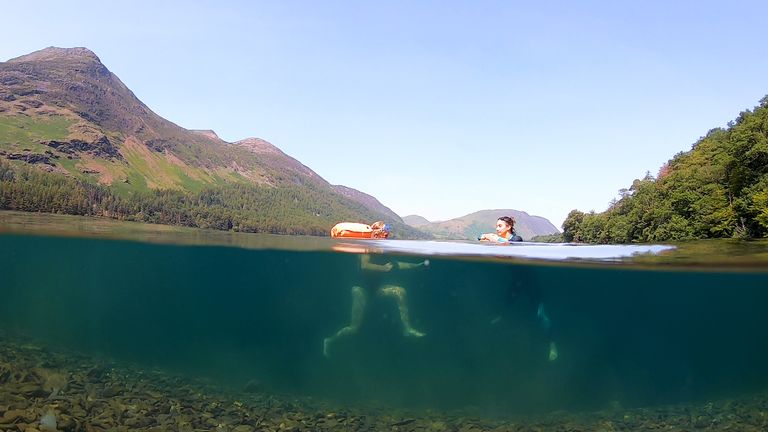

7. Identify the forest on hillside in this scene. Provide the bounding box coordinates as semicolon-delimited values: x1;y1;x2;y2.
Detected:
563;97;768;243
0;159;425;238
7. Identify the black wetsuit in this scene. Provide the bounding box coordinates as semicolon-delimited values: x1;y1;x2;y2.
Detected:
505;269;553;339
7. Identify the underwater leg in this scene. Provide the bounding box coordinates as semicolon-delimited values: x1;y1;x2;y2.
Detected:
380;285;426;338
324;286;367;357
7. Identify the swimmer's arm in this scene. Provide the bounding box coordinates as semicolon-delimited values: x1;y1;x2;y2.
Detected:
478;234;511;243
395;259;430;270
360;254;393;272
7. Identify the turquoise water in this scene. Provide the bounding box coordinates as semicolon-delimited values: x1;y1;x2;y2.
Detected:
1;212;768;420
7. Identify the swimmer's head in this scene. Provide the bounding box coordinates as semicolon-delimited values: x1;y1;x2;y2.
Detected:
496;216;515;236
371;221;391;239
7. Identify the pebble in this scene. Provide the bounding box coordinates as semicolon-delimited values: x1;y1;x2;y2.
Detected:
1;334;768;432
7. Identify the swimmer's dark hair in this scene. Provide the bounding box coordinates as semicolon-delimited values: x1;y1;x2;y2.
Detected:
498;216;515;230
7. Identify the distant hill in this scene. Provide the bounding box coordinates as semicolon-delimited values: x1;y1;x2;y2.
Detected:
402;215;431;228
404;210;559;241
0;46;428;238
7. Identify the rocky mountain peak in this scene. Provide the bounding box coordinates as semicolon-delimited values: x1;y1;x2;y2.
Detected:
0;46;169;141
8;47;102;64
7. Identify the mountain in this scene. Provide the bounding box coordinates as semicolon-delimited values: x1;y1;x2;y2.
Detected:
0;46;325;189
404;210;560;241
0;46;427;237
332;185;401;222
402;215;431;228
233;137;328;186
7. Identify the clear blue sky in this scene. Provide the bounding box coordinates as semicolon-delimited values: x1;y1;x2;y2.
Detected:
3;1;767;228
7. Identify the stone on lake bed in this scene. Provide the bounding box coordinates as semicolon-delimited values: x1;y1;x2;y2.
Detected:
39;410;57;432
33;367;68;392
2;408;30;422
18;383;48;398
243;379;261;393
100;385;123;398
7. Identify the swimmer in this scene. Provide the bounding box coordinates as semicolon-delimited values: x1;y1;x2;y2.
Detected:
482;217;558;361
496;272;559;362
478;216;523;243
323;248;430;357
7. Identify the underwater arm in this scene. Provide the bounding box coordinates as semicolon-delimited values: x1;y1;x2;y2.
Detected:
396;259;430;270
360;254;393;272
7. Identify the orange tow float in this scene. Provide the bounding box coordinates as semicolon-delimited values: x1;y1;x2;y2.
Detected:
330;221;391;239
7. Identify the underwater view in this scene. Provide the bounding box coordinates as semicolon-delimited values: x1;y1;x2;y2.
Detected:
2;211;768;431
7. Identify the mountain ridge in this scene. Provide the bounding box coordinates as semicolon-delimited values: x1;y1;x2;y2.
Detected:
0;46;424;237
332;185;401;222
404;209;560;241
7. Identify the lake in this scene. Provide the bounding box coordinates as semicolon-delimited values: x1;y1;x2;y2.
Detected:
1;210;767;431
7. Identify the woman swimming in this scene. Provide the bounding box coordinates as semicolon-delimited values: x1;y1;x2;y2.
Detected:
479;216;523;242
480;216;558;361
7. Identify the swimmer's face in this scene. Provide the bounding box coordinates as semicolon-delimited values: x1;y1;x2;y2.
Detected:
496;219;511;236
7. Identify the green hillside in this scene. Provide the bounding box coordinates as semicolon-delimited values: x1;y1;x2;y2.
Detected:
563;96;768;243
0;158;425;237
0;47;429;238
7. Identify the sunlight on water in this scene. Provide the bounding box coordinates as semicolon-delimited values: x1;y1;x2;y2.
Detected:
346;239;675;261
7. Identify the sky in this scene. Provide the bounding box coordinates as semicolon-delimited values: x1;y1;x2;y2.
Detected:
2;1;767;228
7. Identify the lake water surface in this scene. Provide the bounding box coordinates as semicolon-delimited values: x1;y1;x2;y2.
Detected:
1;211;767;429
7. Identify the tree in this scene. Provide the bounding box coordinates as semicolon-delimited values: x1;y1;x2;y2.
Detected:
562;209;585;242
562;96;768;243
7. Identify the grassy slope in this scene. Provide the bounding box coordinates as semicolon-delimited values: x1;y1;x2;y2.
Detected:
0;115;72;151
0;113;247;196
